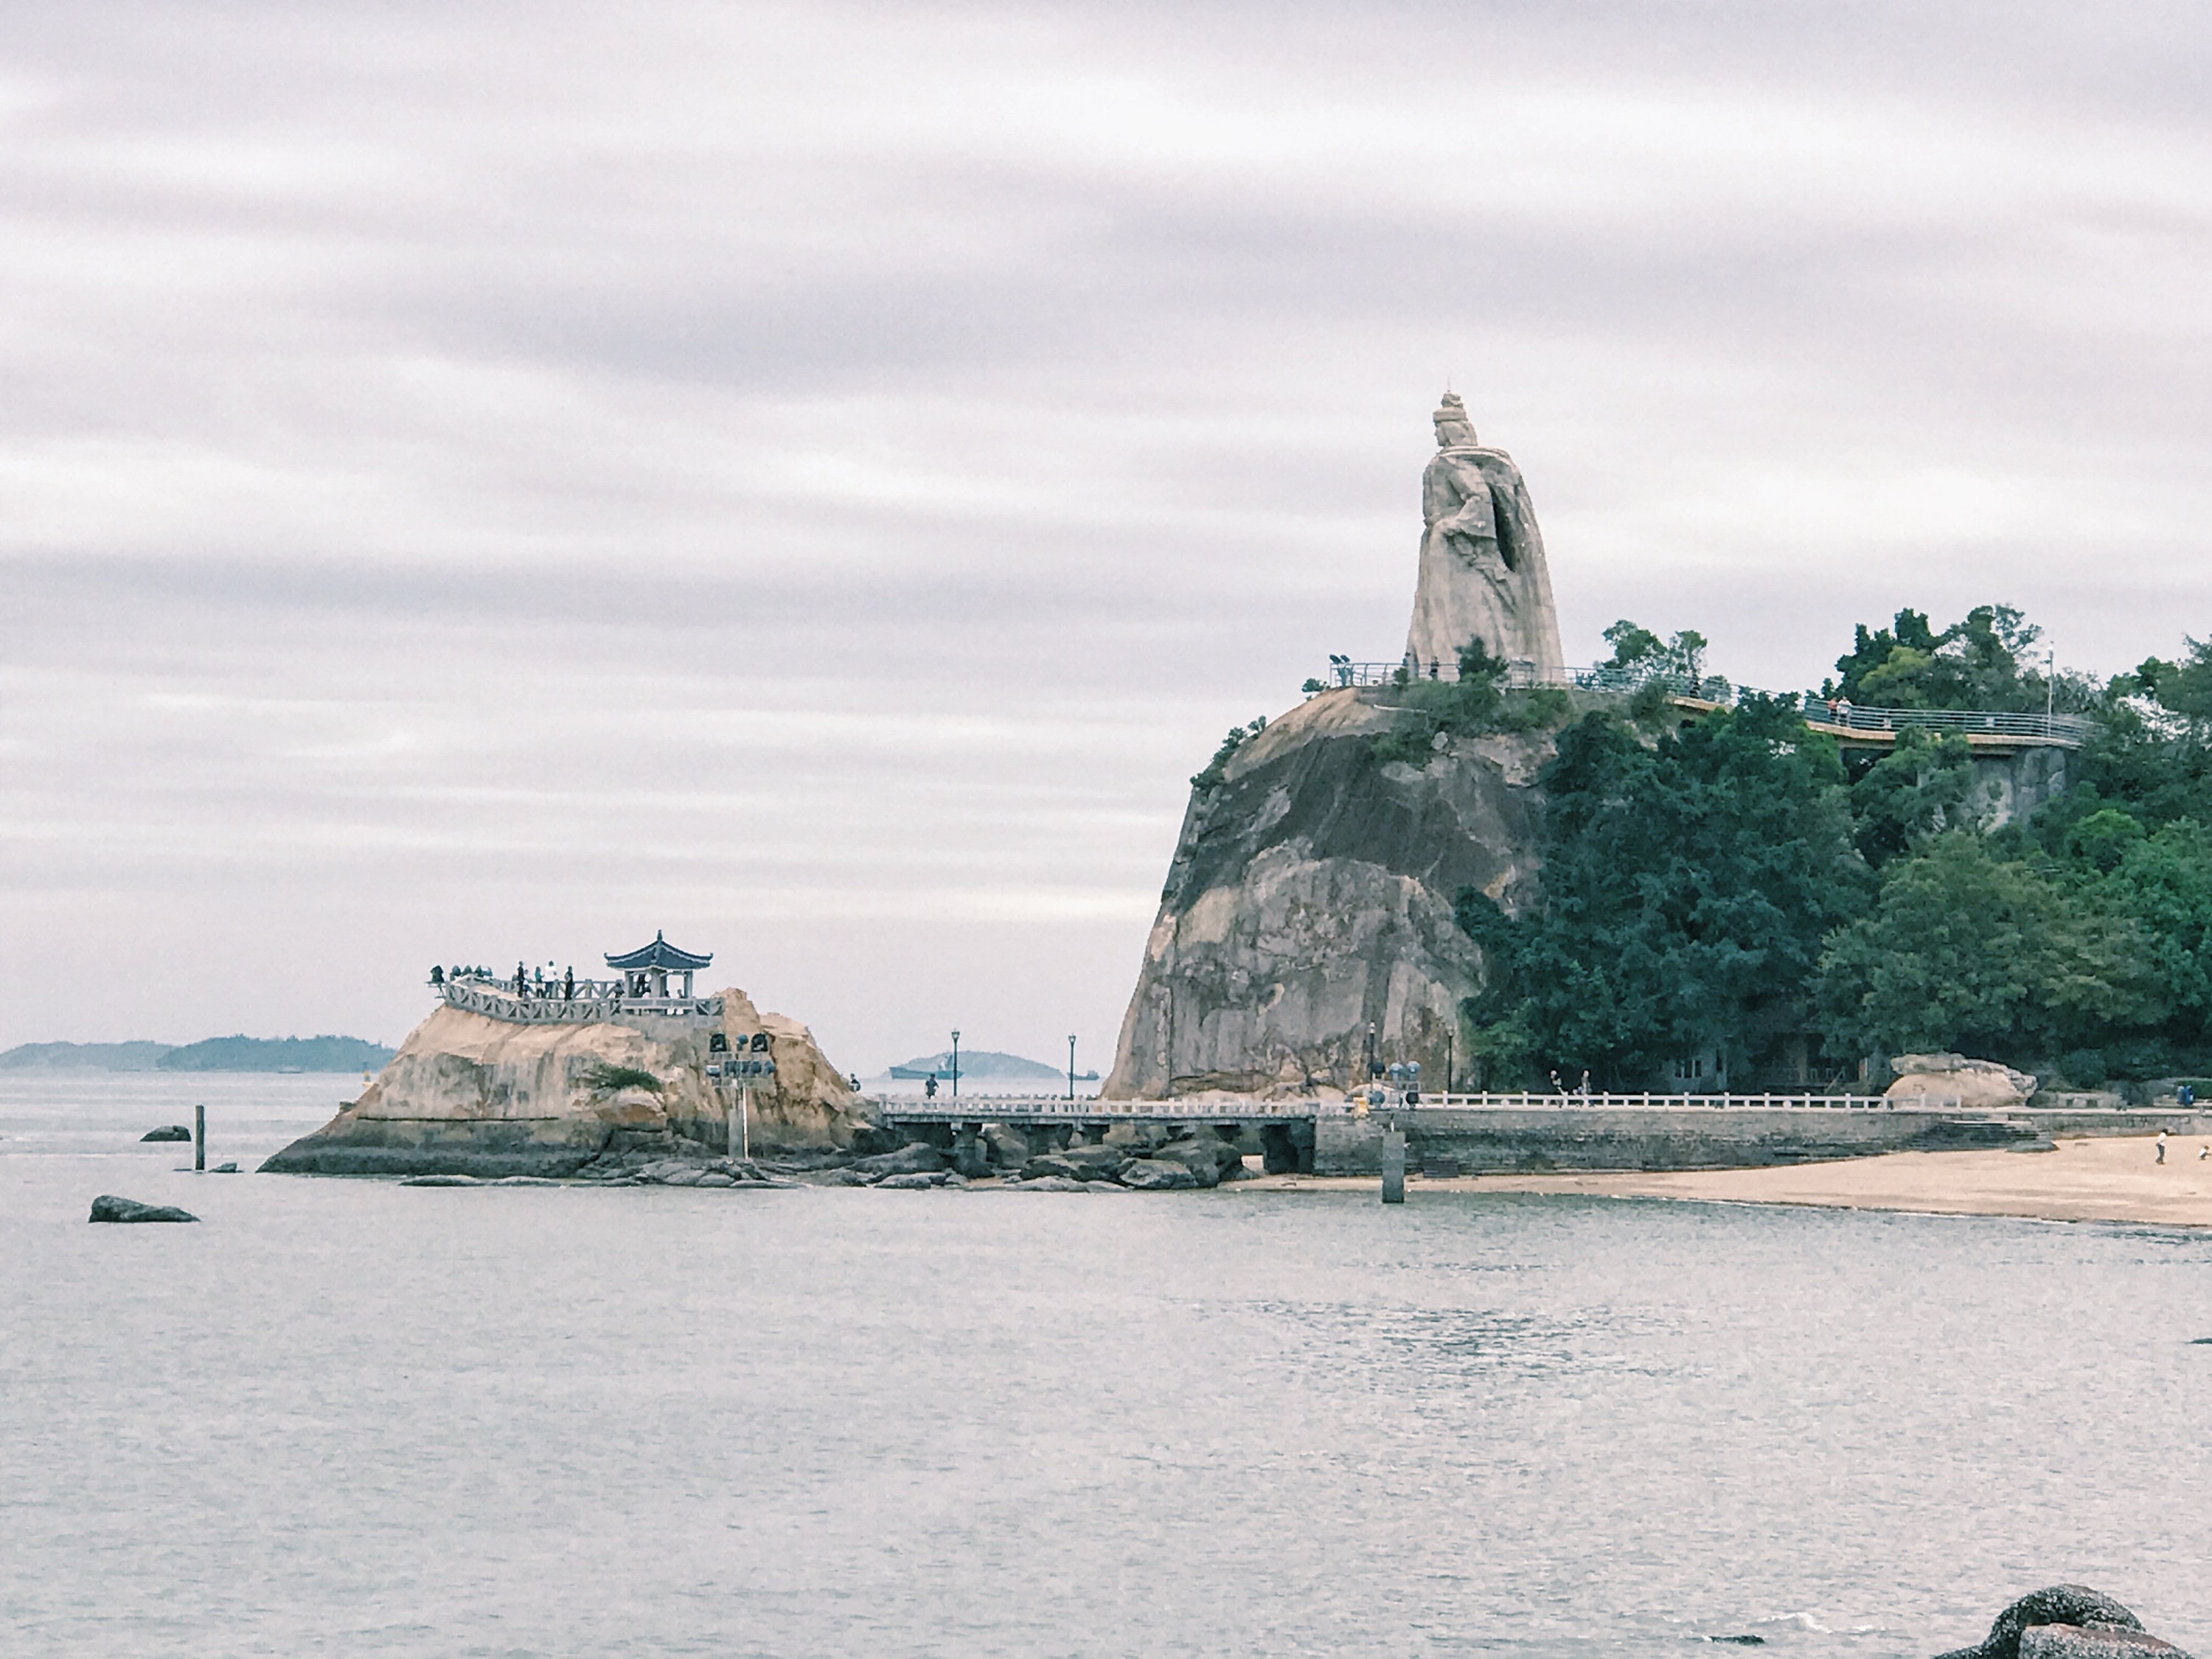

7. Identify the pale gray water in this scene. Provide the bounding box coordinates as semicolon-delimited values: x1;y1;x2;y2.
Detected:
4;1074;2210;1658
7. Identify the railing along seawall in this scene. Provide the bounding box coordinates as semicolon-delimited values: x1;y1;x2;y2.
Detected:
871;1091;1969;1119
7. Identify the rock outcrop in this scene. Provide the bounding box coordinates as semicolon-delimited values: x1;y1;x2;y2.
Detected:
89;1195;198;1222
1888;1053;2040;1108
1935;1586;2190;1659
262;985;869;1178
1103;686;1551;1098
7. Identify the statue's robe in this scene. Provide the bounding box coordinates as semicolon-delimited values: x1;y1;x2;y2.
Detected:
1404;445;1564;680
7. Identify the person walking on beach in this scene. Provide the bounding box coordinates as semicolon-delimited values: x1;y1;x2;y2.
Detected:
2155;1130;2168;1165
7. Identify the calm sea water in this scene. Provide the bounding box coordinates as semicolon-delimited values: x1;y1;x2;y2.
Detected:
4;1074;2209;1658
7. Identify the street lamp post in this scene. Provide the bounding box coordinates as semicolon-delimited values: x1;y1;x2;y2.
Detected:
1068;1034;1077;1100
950;1030;960;1100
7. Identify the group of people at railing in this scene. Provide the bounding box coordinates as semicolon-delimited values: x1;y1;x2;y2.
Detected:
430;964;675;1002
1317;657;2090;740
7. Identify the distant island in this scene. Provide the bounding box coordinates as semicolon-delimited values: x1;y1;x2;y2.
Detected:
0;1035;395;1073
882;1049;1099;1082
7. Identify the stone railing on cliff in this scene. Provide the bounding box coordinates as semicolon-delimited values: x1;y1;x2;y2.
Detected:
1316;660;2096;745
439;978;724;1026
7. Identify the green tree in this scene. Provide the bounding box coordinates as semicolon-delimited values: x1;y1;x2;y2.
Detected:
1827;604;2048;712
1815;834;2163;1064
1847;728;1980;868
1602;618;1708;681
1459;696;1869;1086
2093;818;2212;1041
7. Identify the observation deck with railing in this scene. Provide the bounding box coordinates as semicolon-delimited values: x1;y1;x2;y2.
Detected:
437;971;723;1026
1315;658;2096;745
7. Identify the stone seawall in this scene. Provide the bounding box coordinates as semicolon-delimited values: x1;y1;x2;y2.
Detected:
1314;1109;2212;1176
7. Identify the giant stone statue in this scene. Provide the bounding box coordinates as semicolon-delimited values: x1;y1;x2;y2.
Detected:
1404;392;1564;680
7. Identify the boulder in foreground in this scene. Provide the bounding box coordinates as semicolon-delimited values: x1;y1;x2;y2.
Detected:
1934;1585;2188;1659
1888;1052;2039;1109
89;1195;198;1223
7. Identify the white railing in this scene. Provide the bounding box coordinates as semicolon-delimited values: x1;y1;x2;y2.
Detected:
1314;661;2094;744
871;1094;1315;1120
870;1091;1962;1118
439;981;723;1025
1338;1091;1944;1111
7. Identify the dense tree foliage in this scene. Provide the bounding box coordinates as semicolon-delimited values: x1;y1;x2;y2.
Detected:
1814;834;2162;1064
1455;616;2212;1091
1456;695;1868;1088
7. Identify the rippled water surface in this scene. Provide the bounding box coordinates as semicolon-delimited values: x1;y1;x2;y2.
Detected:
4;1074;2210;1657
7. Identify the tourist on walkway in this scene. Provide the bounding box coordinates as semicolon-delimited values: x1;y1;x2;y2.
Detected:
2156;1130;2168;1164
515;960;529;998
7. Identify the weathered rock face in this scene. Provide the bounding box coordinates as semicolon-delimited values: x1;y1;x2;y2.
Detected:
1103;686;1552;1099
262;985;869;1177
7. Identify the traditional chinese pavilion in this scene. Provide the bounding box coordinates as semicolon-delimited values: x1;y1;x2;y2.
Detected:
604;931;713;999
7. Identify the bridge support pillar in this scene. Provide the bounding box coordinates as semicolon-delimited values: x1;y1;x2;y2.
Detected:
1380;1127;1405;1204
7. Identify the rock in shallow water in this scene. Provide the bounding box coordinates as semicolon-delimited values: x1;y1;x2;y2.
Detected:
2018;1630;2187;1657
139;1125;191;1142
1934;1586;2185;1659
88;1194;198;1223
849;1142;947;1179
875;1171;948;1190
1119;1158;1199;1190
401;1175;481;1186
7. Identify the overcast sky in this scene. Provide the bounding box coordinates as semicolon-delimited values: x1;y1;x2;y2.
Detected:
3;1;2208;1070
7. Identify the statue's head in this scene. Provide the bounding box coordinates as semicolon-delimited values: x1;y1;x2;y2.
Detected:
1433;391;1477;449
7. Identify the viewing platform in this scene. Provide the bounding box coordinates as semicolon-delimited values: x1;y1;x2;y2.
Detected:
1318;659;2096;751
432;931;723;1026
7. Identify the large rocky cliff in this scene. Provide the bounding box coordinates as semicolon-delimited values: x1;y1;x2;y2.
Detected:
1102;687;1555;1099
262;986;869;1176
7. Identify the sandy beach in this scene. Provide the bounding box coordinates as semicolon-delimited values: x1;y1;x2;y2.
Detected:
1238;1134;2212;1227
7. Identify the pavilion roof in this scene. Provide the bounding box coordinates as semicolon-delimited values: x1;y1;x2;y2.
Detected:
603;930;714;971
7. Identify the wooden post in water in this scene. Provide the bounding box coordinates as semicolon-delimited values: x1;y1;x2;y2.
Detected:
1380;1125;1405;1204
194;1103;206;1173
738;1083;751;1162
